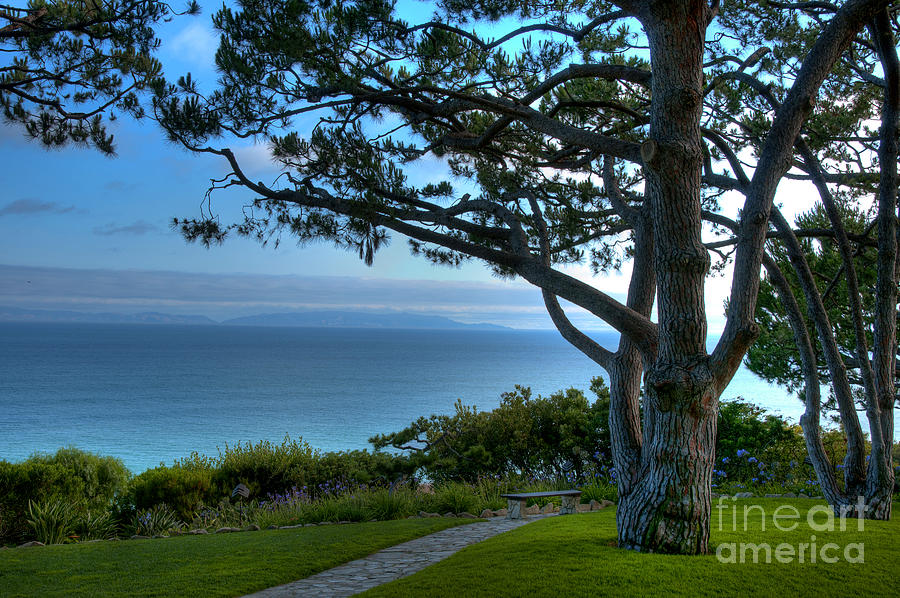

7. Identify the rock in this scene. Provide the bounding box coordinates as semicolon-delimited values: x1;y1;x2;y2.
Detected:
765;494;782;498
215;527;242;534
493;508;508;517
319;521;334;525
480;509;494;518
576;503;591;513
245;524;261;531
279;524;303;529
267;525;279;530
338;521;351;525
524;504;540;516
540;503;555;515
735;492;754;499
443;512;456;518
589;500;601;511
17;541;44;548
418;511;441;518
783;492;797;498
813;495;824;499
458;512;478;519
599;500;614;509
303;523;317;527
130;535;150;540
798;494;810;500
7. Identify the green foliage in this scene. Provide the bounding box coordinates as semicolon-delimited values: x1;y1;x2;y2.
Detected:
578;480;618;504
748;202;896;401
371;378;611;482
26;499;79;545
424;483;483;516
1;0;198;153
130;437;413;520
130;465;213;522
0;448;130;544
72;509;118;541
131;504;183;537
361;489;416;521
716;398;796;463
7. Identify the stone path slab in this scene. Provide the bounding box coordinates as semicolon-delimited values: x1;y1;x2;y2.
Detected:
244;514;553;598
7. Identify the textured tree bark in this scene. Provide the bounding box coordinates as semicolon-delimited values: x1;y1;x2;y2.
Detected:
616;1;717;554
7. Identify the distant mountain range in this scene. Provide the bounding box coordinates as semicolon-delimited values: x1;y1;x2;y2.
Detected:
0;306;217;325
0;306;509;330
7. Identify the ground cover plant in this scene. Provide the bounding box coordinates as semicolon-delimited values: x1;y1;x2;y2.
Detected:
362;500;900;597
0;518;470;597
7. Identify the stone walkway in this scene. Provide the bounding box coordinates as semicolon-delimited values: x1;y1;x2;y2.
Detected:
244;514;553;598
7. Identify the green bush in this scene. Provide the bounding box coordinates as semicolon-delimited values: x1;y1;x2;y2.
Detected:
362;488;416;521
129;438;413;519
26;499;78;545
371;378;612;483
130;465;214;522
0;448;130;544
73;509;118;541
425;482;483;515
131;503;184;537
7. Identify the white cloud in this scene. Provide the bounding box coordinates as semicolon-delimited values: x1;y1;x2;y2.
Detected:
167;21;219;71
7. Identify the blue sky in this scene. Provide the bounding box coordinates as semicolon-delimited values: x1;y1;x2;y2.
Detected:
0;6;793;331
0;7;639;329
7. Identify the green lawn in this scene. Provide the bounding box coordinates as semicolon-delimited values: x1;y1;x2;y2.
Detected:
362;500;900;597
4;500;897;598
0;518;472;597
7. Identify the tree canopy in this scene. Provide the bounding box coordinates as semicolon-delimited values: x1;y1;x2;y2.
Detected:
749;201;898;402
154;0;898;553
0;0;197;154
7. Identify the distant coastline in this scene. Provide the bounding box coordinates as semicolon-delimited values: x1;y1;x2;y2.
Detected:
0;306;511;331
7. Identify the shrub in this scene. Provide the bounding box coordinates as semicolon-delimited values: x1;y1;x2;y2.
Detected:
579;480;618;504
426;482;483;515
0;448;130;544
73;509;118;541
130;465;214;522
362;488;416;521
131;504;183;537
371;378;612;483
27;500;78;545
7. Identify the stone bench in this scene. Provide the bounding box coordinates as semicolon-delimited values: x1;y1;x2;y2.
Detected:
500;490;582;519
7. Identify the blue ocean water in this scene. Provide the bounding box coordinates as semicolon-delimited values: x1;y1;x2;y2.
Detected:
1;322;813;474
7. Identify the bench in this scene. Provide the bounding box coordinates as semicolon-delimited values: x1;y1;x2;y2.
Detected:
499;490;582;519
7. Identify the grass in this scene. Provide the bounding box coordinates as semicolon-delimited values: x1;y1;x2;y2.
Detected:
0;518;473;597
361;499;900;597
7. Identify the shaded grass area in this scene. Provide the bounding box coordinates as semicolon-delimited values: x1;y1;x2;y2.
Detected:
362;500;900;597
0;518;472;597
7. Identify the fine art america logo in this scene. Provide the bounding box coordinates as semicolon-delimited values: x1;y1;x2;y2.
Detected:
715;496;867;564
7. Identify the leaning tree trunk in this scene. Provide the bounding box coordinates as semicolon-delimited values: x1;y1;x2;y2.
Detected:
617;2;717;554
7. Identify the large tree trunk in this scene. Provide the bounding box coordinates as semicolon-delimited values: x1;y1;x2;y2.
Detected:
616;2;717;554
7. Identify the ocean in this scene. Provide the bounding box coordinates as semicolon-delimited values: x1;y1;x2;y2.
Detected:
0;322;829;474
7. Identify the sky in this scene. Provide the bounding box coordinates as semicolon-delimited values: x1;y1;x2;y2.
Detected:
0;6;810;332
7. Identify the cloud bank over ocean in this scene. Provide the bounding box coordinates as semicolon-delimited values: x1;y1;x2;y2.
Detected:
0;264;616;330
